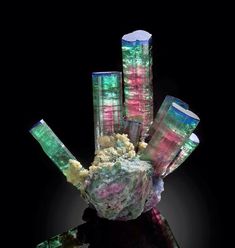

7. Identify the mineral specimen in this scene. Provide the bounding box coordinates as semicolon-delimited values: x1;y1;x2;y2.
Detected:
31;29;200;247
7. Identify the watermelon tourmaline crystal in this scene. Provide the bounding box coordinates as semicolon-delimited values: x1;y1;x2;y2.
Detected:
146;95;189;141
122;30;153;139
92;71;123;151
141;103;200;176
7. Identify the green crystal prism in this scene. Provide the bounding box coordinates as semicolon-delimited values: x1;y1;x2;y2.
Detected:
30;119;76;175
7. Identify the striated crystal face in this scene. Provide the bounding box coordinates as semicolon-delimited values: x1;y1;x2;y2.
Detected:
92;71;123;150
30;120;76;174
122;30;153;139
147;95;189;140
142;103;200;176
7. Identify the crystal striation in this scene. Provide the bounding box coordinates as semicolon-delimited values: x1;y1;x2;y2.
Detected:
147;95;189;141
122;30;153;139
30;119;76;175
164;133;200;177
92;71;123;151
141;103;200;176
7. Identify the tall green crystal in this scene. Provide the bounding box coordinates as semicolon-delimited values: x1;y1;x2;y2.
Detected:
164;133;200;177
92;71;123;150
30;119;76;175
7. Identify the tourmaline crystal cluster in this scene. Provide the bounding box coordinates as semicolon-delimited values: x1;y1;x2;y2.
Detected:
31;30;200;247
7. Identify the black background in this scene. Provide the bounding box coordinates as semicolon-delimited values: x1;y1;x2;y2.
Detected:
4;3;230;248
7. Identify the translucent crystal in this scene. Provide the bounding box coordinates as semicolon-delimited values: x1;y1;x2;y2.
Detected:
122;118;142;148
36;228;78;248
122;30;153;139
141;103;200;176
92;71;123;150
164;133;199;176
30;120;76;175
147;95;189;140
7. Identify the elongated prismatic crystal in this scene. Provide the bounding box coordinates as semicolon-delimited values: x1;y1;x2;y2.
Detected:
30;119;76;175
146;95;189;140
142;103;200;176
92;72;123;150
122;30;153;139
164;133;199;177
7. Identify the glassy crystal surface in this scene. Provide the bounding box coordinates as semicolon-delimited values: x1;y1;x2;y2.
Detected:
164;133;199;177
36;228;78;248
147;95;189;140
141;103;200;176
122;118;142;148
122;30;153;139
92;71;123;150
30;119;76;175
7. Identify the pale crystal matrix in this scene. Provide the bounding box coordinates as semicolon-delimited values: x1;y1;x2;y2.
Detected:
67;133;163;220
122;30;153;139
92;71;123;151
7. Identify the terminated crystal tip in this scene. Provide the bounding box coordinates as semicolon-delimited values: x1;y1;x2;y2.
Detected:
122;30;152;44
29;119;45;132
189;133;200;143
171;103;200;124
142;102;200;176
146;95;189;141
30;120;77;175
